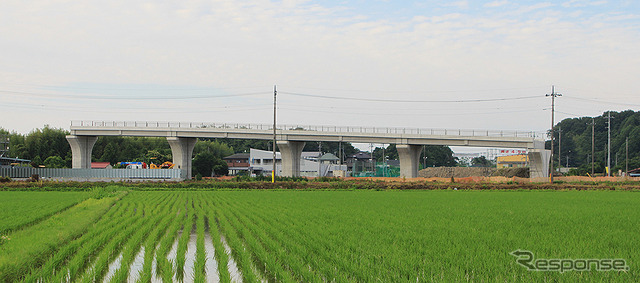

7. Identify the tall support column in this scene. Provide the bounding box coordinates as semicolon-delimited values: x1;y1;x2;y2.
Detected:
167;137;197;179
528;149;551;178
66;135;97;169
397;144;421;178
277;141;305;177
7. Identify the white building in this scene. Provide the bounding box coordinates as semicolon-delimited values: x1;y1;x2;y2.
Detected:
248;148;346;177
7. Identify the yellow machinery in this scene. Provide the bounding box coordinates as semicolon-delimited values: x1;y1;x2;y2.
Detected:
150;161;175;169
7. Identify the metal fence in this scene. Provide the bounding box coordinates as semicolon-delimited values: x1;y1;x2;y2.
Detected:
0;167;183;179
71;120;545;138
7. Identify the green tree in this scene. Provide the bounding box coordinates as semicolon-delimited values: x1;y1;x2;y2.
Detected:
43;156;66;168
100;143;120;165
193;152;216;177
30;156;42;167
193;140;234;159
471;156;493;167
23;125;70;161
212;158;229;176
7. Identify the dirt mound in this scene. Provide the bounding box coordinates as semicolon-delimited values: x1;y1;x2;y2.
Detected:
419;167;528;178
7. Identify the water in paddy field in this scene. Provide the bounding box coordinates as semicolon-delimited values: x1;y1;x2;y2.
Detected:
204;230;220;282
103;253;123;282
220;235;243;282
168;229;182;282
127;246;145;282
151;242;162;283
182;226;198;283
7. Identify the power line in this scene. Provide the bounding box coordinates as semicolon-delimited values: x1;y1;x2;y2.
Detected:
3;82;271;91
278;102;542;112
279;91;542;103
0;90;268;100
0;102;271;114
563;96;640;108
279;85;547;94
279;107;544;117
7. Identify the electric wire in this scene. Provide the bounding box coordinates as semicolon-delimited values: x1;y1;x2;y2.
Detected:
563;96;640;108
0;90;268;100
279;91;542;103
279;107;545;117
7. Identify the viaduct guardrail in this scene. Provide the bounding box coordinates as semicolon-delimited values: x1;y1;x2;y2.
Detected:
71;120;545;139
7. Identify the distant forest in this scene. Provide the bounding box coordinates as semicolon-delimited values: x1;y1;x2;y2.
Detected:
548;109;640;175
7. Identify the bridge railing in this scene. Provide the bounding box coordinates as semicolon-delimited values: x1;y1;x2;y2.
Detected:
71;120;545;138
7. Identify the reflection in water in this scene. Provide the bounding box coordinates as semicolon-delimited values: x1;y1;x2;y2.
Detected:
183;229;198;283
220;235;243;283
168;229;182;282
204;230;220;282
102;253;123;283
127;246;145;282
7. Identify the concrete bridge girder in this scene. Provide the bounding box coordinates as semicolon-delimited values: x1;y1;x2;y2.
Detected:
71;128;538;149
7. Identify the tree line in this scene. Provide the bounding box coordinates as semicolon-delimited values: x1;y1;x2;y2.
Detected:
549;110;640;175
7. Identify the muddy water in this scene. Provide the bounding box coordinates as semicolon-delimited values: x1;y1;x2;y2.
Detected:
126;246;145;282
220;235;243;283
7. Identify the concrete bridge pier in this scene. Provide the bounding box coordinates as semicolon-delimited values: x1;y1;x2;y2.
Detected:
397;144;421;178
277;141;305;177
527;149;551;178
66;135;97;169
167;137;197;179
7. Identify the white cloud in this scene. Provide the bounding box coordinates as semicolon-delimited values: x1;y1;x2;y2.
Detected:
484;1;509;8
562;0;608;8
442;1;469;9
0;0;639;134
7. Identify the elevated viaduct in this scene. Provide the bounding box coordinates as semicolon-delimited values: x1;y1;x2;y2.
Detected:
67;121;550;179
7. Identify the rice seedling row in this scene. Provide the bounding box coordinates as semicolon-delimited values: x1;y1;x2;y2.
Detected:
3;190;639;282
0;191;89;234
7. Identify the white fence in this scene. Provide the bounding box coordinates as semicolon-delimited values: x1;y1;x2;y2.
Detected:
0;167;183;179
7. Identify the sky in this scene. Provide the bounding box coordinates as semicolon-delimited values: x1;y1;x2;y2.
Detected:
2;0;640;149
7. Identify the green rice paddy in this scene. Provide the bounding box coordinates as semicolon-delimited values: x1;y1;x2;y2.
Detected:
0;190;637;282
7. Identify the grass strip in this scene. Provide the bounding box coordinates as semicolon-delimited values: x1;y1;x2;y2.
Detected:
0;193;123;282
21;200;133;282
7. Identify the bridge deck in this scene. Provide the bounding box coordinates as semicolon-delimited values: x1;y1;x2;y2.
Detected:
70;121;545;149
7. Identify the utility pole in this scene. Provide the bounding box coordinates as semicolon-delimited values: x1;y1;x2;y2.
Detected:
590;118;595;176
272;85;277;183
546;86;561;182
558;127;562;168
339;141;342;165
423;145;427;169
626;137;629;175
382;144;386;177
607;111;612;177
318;142;322;177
